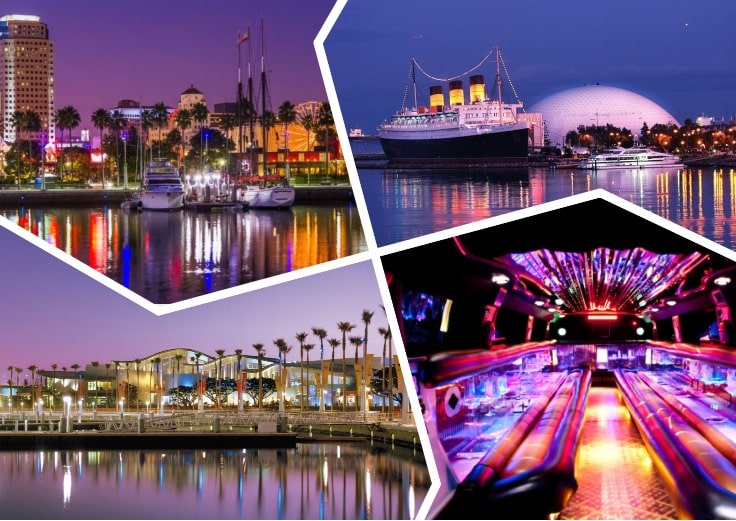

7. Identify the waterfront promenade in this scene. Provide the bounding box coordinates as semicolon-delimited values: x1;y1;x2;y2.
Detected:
0;409;422;451
0;184;355;207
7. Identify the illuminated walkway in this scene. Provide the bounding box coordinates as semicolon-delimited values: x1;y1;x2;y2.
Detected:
560;387;678;520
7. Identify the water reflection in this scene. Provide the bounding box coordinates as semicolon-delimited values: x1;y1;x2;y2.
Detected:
1;205;367;304
0;444;429;519
359;165;736;249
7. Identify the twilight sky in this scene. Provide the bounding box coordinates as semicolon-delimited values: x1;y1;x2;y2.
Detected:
1;0;335;133
0;222;389;380
324;0;736;135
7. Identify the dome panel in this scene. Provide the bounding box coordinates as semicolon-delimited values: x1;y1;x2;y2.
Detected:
528;85;679;147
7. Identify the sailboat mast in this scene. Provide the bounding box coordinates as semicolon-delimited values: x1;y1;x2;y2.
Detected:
237;31;244;175
247;25;255;177
260;18;267;178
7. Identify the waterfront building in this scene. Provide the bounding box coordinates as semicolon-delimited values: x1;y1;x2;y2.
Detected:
0;348;409;418
0;14;55;144
529;84;679;148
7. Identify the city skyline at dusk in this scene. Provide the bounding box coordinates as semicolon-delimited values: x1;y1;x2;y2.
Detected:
0;219;386;378
1;0;336;137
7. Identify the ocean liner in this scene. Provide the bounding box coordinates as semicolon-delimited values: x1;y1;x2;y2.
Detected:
377;46;531;164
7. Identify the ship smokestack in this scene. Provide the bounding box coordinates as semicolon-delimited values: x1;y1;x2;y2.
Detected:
449;80;464;106
429;85;444;112
469;75;485;103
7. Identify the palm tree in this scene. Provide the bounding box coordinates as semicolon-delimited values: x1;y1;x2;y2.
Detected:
192;352;203;410
233;348;244;410
219;112;237;172
378;327;388;414
273;338;292;411
299;113;316;153
105;363;113;407
215;349;226;408
91;108;112;187
133;358;141;411
149;102;169;158
7;365;14;409
295;332;308;410
317;102;334;180
108;110;126;184
337;321;355;411
327;338;339;411
140;109;155;164
261;110;277;174
349;336;363;409
302;343;315;408
54;105;81;180
278;101;296;178
360;310;374;411
174;108;192;171
174;354;183;408
191;102;209;169
252;343;265;410
27;364;38;402
311;327;327;410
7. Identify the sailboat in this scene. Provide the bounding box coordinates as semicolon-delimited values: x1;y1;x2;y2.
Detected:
236;19;295;209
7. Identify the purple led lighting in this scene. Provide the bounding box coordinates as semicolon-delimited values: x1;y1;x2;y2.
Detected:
508;248;708;312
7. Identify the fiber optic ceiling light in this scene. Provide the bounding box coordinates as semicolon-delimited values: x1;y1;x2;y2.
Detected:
507;247;709;313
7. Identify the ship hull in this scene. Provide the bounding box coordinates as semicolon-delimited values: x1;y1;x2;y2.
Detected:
379;126;529;163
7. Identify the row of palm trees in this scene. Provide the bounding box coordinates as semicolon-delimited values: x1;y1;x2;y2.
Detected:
4;306;397;415
3;97;335;184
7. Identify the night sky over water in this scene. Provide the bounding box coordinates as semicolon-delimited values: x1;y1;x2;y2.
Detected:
325;0;736;134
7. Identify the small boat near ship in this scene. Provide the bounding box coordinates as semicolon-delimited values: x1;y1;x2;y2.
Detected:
139;159;185;210
578;147;683;170
377;45;531;164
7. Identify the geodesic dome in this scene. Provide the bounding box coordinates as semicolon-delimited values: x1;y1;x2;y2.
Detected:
528;84;680;147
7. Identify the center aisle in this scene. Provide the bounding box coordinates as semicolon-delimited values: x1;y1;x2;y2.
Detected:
560;387;678;520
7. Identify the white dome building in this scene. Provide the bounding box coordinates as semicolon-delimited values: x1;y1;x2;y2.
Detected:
528;84;680;148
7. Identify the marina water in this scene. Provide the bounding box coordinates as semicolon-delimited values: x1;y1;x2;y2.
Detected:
0;204;367;304
356;159;736;249
0;444;429;519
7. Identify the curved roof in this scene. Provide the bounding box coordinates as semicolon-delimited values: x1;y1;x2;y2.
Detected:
528;84;679;147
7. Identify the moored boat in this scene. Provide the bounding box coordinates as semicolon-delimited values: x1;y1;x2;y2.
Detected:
578;147;683;170
140;159;185;210
239;184;295;209
377;46;531;164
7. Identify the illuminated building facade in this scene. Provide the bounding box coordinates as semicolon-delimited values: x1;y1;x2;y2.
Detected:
0;14;55;144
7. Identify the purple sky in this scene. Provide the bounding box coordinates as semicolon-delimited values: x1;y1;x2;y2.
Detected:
2;0;334;133
325;0;736;134
0;223;387;378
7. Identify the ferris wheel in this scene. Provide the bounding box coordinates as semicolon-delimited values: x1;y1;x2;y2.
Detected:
286;100;322;152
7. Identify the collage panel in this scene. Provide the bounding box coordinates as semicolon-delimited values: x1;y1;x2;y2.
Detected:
325;1;736;249
0;0;369;307
379;191;736;519
0;1;434;520
0;220;431;519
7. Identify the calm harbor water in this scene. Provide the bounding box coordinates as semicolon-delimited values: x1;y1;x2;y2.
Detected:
0;204;367;304
0;444;429;520
357;163;736;250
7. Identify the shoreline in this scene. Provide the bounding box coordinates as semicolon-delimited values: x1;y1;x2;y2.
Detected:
0;185;355;208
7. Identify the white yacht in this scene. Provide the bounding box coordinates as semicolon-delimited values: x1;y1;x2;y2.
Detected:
239;184;295;209
140;159;186;210
578;147;683;170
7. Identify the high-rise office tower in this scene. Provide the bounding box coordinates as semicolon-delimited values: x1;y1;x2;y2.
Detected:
0;14;55;145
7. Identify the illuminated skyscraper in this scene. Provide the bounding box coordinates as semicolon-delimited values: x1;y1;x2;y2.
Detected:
0;14;55;145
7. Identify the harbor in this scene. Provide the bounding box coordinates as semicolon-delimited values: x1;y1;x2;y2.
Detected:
0;184;355;208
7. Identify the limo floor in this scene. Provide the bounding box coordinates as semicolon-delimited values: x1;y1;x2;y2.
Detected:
559;387;678;520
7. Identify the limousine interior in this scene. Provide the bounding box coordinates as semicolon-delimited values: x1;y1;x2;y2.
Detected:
382;198;736;520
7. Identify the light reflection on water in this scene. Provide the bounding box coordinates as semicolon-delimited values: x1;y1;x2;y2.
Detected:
0;444;429;520
358;165;736;250
0;205;367;304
